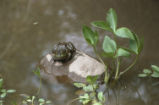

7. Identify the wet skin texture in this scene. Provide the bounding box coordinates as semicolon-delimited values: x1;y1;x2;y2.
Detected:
52;42;76;62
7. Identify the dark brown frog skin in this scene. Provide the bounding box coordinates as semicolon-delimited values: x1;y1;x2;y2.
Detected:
52;42;76;62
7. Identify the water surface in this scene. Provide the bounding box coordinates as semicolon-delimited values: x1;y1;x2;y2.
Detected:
0;0;159;105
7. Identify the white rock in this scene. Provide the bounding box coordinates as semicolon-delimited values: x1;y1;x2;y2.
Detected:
39;50;105;82
69;51;105;78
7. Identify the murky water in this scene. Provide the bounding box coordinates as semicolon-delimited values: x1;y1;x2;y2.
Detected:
0;0;159;105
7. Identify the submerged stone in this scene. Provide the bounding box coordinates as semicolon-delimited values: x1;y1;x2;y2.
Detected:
39;50;105;83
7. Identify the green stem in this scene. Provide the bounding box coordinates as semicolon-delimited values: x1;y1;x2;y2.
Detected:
67;98;80;105
115;58;120;80
93;46;109;83
93;46;105;66
37;76;41;95
119;55;138;76
32;101;34;105
92;83;98;101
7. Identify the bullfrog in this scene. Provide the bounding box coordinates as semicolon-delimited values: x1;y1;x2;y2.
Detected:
52;42;76;62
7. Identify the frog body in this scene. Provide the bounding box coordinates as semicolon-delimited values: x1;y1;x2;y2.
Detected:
52;42;76;62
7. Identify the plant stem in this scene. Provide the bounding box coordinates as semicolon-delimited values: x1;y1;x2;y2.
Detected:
37;76;42;95
93;46;105;66
67;98;80;105
93;46;109;83
115;58;120;80
119;55;139;76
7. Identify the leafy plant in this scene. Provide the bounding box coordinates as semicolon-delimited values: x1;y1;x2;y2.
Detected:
0;78;16;105
138;65;159;78
72;8;143;105
83;8;143;82
70;76;105;105
33;67;42;95
20;94;51;105
0;67;51;105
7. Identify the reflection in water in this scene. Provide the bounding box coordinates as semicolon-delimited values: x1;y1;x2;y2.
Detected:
0;0;159;105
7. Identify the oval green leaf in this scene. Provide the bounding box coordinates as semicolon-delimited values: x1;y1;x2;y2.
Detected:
129;39;138;54
73;83;86;88
129;33;143;55
98;92;105;102
7;89;16;93
151;72;159;78
103;36;117;54
86;76;98;84
82;25;98;46
93;102;102;105
0;93;7;98
151;65;159;72
0;78;3;89
38;98;45;103
116;48;130;57
143;69;152;74
83;85;94;92
138;73;147;77
115;27;134;40
91;21;112;32
106;8;117;32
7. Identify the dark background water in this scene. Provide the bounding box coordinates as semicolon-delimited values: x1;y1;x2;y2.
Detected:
0;0;159;105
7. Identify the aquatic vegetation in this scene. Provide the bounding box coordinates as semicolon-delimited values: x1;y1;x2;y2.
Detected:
138;65;159;78
0;68;52;105
20;94;51;105
72;8;143;105
68;76;105;105
83;8;143;83
0;78;16;105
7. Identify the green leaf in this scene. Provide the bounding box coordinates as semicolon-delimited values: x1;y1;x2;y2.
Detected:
143;69;152;74
79;93;89;99
93;102;102;105
1;89;6;93
82;25;99;46
98;92;105;102
151;72;159;78
138;37;144;54
0;78;3;89
92;84;98;90
106;8;117;32
101;52;114;58
129;39;138;54
91;21;112;31
83;85;94;92
116;48;130;57
22;100;27;104
115;27;134;40
38;98;45;103
33;67;41;77
46;100;51;104
129;33;143;55
82;99;90;105
79;93;90;104
151;65;159;72
0;92;7;98
86;76;98;84
7;89;16;93
40;103;44;105
26;99;32;102
31;96;35;101
73;83;86;88
138;73;147;77
103;36;117;54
